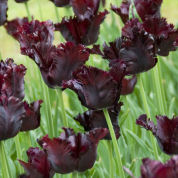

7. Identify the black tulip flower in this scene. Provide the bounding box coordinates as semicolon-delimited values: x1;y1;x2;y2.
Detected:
136;114;178;155
140;156;178;178
0;0;8;26
55;10;109;46
20;100;43;132
134;0;163;21
0;58;26;100
15;0;29;3
75;103;123;140
0;95;25;141
8;20;89;88
120;18;157;74
50;0;70;7
143;18;178;56
19;147;54;178
111;0;131;24
5;18;29;40
62;64;125;110
38;128;108;174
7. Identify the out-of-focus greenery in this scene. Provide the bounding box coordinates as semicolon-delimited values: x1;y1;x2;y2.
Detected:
0;0;178;178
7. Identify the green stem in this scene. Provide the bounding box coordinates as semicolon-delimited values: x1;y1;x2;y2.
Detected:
108;142;114;178
72;172;78;178
57;89;68;127
14;136;23;173
139;75;159;160
0;142;11;178
54;6;60;22
152;61;167;114
24;2;32;21
103;108;125;178
25;132;32;146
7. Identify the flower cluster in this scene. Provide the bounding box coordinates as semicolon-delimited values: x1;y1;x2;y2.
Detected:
0;59;43;141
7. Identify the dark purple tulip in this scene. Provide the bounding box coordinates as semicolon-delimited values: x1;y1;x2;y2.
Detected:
71;0;101;20
121;76;137;95
20;100;43;132
62;65;125;110
38;128;108;174
0;58;26;100
0;0;7;25
13;20;89;88
19;147;54;178
0;95;25;141
74;103;122;140
120;18;157;74
140;156;178;178
134;0;163;21
50;0;70;7
55;10;109;45
136;114;178;155
143;18;178;56
5;18;29;40
15;0;29;3
111;0;131;24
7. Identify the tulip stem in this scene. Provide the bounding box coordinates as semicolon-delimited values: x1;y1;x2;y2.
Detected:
57;89;68;127
139;75;159;160
108;142;114;178
152;60;167;115
14;135;23;173
24;2;32;21
54;6;60;22
0;141;11;178
103;108;125;178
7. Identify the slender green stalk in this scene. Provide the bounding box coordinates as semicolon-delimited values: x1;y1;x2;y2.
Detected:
54;6;60;22
0;142;11;178
152;60;167;114
57;89;68;127
24;2;32;21
14;136;23;173
108;142;114;178
72;172;78;178
103;108;125;178
139;75;159;160
25;132;32;146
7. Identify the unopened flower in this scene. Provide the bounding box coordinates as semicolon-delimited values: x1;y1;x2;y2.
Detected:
19;147;54;178
55;10;108;45
62;65;125;110
140;156;178;178
136;114;178;155
38;128;108;174
0;0;8;25
75;103;122;140
134;0;163;21
111;0;131;24
7;20;89;88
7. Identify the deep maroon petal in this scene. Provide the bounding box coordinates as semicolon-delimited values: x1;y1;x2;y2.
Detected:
121;76;137;95
134;0;163;21
121;18;157;74
71;0;101;20
20;100;43;132
39;128;108;173
15;0;29;3
0;59;26;100
19;147;54;178
5;18;29;40
40;42;89;88
62;66;122;110
0;0;7;26
136;115;178;155
74;103;122;140
55;10;108;45
0;95;24;141
143;18;178;56
50;0;70;7
111;0;131;24
140;156;178;178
